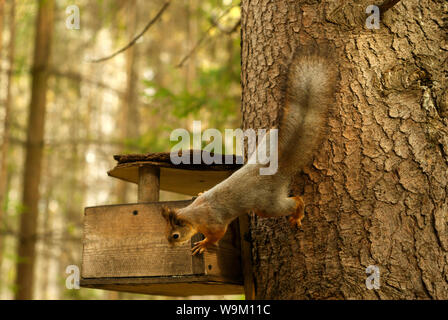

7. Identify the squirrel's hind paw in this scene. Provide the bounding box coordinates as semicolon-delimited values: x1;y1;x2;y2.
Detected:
289;196;305;229
289;215;303;229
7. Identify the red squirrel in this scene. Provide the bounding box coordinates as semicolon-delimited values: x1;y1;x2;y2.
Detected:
162;44;337;255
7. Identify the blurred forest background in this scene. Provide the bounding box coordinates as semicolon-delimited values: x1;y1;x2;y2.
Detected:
0;0;241;299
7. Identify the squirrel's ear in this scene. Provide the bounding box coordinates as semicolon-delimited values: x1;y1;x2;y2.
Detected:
161;206;186;227
161;206;171;221
161;206;180;225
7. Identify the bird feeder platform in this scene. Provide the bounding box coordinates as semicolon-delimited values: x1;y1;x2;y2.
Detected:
80;151;245;296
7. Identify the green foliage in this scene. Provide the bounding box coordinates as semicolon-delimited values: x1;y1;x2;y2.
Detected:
146;61;239;118
139;39;241;153
123;125;175;154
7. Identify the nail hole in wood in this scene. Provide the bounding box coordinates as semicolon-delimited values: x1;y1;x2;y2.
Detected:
133;210;138;216
208;264;212;270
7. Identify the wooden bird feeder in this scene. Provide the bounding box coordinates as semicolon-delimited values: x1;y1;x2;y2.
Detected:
80;150;245;296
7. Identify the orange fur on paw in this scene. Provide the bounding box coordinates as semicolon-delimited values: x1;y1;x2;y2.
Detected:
191;239;209;255
289;196;305;229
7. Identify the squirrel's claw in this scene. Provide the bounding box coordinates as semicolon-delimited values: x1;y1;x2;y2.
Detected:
191;239;208;255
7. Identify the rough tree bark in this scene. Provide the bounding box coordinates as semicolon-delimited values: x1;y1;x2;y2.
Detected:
241;0;448;299
15;0;54;300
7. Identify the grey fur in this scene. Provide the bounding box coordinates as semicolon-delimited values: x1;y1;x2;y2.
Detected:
162;44;337;251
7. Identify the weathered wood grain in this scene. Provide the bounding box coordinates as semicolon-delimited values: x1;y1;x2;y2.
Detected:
82;201;194;278
137;166;160;202
109;165;236;196
204;219;242;280
114;150;243;167
81;201;243;295
80;276;244;296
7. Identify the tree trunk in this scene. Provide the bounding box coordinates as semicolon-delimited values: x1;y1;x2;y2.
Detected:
0;0;5;292
38;176;52;300
15;0;54;300
241;0;448;299
108;0;139;300
114;0;140;206
123;0;140;148
0;0;4;62
0;0;14;285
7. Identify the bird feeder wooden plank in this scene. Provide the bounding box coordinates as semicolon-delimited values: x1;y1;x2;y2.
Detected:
80;276;243;296
137;166;160;202
80;200;243;296
81;151;246;296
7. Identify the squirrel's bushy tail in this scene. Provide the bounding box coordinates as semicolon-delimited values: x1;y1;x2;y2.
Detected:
277;44;337;177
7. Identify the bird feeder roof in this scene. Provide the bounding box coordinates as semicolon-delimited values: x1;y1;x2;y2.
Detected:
108;150;243;196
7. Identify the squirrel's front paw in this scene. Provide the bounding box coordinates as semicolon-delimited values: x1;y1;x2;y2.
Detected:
197;190;207;197
191;239;209;255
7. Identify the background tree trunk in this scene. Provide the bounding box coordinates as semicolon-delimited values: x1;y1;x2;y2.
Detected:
241;0;448;299
0;0;13;285
108;1;139;299
0;0;4;63
15;0;54;300
114;0;140;206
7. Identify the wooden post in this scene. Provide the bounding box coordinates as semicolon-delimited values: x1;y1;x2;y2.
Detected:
137;166;160;202
238;214;255;300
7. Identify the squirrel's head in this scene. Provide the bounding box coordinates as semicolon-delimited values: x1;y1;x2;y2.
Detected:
161;206;196;246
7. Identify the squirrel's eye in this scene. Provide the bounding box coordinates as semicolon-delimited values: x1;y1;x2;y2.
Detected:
172;233;179;239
